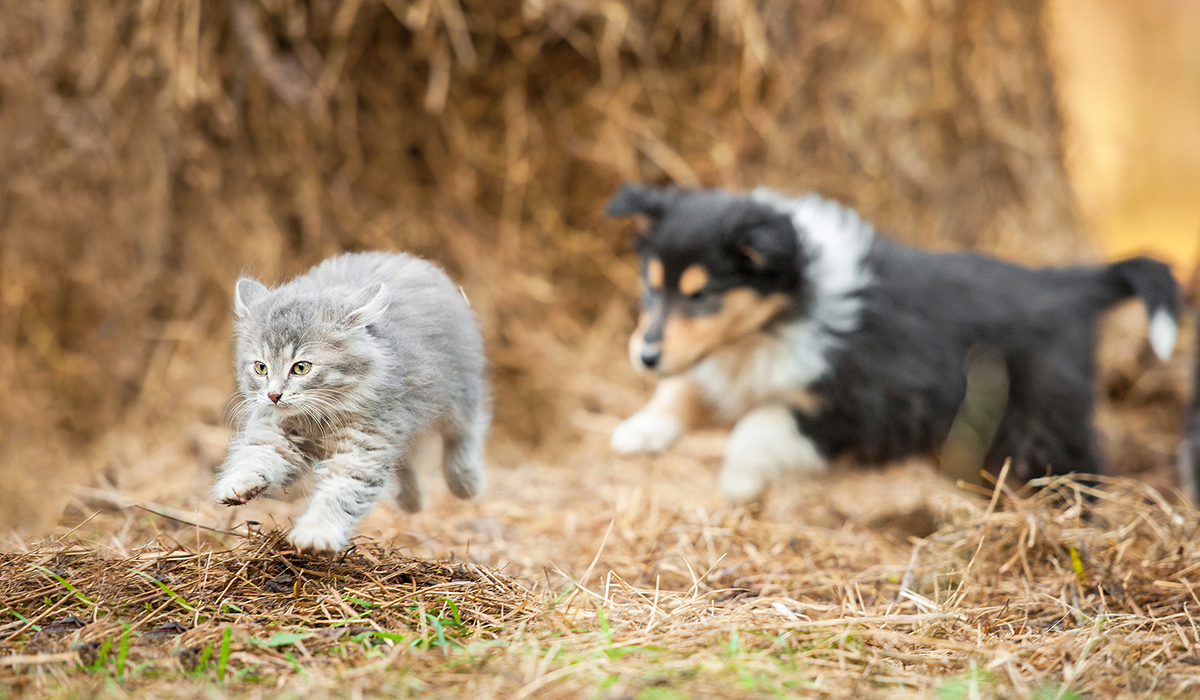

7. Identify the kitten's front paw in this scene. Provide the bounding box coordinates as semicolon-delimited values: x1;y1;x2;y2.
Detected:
611;412;683;455
213;471;268;506
287;518;350;554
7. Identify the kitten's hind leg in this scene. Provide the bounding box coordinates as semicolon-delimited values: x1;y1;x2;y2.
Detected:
394;431;440;512
442;434;484;499
395;458;423;513
440;405;488;500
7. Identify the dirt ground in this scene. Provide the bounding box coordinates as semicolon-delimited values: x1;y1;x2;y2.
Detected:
6;337;1200;698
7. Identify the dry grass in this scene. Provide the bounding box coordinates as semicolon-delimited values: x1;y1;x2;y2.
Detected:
6;436;1200;698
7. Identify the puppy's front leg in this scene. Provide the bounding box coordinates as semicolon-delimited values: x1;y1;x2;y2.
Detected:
611;376;703;455
718;403;827;504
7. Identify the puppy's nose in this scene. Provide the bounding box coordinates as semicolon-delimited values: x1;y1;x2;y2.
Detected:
268;392;283;404
640;348;661;370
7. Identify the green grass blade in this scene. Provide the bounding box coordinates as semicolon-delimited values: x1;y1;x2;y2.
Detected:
116;625;130;679
263;631;308;648
92;636;114;672
133;570;197;613
31;565;96;607
192;643;214;677
217;627;232;683
440;597;463;625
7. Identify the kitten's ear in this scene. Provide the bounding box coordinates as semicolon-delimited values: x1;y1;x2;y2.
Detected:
605;182;672;219
234;278;270;318
344;283;389;328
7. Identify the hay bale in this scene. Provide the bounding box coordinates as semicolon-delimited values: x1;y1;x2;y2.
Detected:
0;0;1098;530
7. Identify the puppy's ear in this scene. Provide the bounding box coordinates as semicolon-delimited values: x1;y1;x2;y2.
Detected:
736;216;798;270
234;278;270;318
605;182;671;219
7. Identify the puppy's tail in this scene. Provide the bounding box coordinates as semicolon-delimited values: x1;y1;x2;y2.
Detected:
1103;256;1180;360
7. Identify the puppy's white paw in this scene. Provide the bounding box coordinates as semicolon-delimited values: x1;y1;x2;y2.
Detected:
287;518;350;554
213;470;269;506
718;466;768;506
611;412;683;455
718;404;828;505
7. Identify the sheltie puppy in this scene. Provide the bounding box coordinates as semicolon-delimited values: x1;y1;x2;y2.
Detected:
606;183;1180;504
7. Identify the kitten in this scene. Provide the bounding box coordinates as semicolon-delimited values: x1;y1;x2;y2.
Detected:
213;251;490;553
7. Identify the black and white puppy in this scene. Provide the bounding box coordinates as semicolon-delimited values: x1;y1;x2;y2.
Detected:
606;183;1180;503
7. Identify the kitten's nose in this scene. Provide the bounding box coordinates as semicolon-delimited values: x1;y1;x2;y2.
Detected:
639;347;661;370
268;392;282;404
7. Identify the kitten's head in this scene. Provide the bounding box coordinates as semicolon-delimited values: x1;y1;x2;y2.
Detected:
231;277;390;418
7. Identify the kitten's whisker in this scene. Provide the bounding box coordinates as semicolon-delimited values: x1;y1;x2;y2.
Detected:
294;394;347;441
317;396;353;421
222;394;253;430
317;389;366;420
227;398;269;432
297;404;324;439
309;390;351;415
304;395;351;437
309;401;341;439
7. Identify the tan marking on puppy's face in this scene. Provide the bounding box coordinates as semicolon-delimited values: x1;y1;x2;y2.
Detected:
646;258;664;290
658;289;791;374
783;387;824;415
678;265;709;296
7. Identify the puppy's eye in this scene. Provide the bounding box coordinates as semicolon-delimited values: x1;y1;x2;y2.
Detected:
687;289;708;302
291;361;312;375
253;361;268;376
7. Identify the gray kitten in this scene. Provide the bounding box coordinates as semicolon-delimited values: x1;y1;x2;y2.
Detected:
213;251;489;552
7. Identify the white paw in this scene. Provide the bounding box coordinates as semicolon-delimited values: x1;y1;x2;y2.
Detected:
718;404;828;505
718;466;769;505
213;470;269;506
287;517;350;554
611;412;683;455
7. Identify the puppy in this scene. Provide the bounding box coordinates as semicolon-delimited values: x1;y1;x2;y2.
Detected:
606;183;1180;503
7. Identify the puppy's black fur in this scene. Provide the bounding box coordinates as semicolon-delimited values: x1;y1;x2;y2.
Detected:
802;240;1172;481
608;183;1179;493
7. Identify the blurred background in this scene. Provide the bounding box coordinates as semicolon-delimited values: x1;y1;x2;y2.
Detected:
1;0;1197;536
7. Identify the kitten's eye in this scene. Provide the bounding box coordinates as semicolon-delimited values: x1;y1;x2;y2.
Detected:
291;361;312;375
253;361;268;376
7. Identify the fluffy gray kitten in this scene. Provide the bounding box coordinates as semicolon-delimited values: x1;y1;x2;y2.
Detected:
213;251;489;553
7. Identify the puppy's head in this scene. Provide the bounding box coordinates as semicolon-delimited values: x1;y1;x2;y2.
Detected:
607;183;806;375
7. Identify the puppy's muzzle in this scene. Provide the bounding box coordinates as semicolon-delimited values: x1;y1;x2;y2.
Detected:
639;344;662;370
